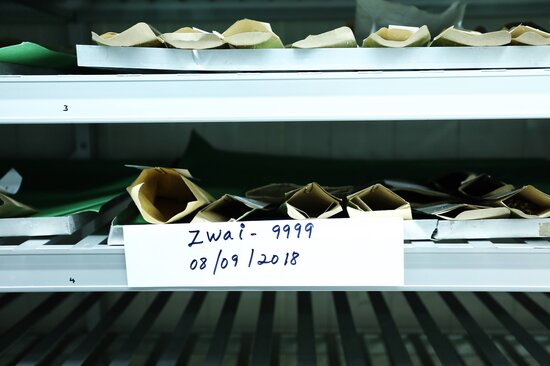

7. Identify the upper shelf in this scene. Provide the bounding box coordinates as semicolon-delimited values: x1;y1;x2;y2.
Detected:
2;69;550;123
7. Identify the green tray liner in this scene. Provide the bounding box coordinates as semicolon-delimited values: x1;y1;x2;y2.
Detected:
0;42;76;70
0;159;163;218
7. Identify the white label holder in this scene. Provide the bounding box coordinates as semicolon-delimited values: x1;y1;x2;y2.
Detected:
123;218;404;289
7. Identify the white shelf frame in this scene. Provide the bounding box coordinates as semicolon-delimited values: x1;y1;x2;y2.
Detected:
2;70;550;292
1;236;550;292
2;69;550;124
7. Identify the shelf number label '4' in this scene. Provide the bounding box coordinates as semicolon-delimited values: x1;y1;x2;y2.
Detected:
123;218;404;288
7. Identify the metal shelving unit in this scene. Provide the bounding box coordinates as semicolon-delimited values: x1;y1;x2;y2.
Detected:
2;2;550;365
2;69;550;291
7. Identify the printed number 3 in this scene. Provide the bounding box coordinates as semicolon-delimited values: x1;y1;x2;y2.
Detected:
63;105;68;112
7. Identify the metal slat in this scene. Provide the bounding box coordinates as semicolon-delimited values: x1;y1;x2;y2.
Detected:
145;333;170;366
297;291;317;366
0;293;69;353
62;292;137;366
205;291;242;366
495;336;531;366
4;336;42;366
368;292;413;366
404;292;464;366
512;293;550;330
177;333;199;366
85;332;118;366
440;292;511;366
18;293;100;365
332;292;369;366
325;334;341;366
408;335;435;366
251;292;276;366
0;293;20;312
29;332;75;366
272;333;281;366
238;333;253;366
157;292;206;365
476;292;550;365
110;292;172;366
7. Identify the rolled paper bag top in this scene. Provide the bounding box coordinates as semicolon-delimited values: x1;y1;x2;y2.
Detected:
192;194;270;223
221;19;284;49
362;25;431;48
284;182;343;219
347;183;412;220
92;22;163;47
127;167;214;224
291;27;357;48
509;24;550;46
431;26;511;47
161;27;226;49
498;185;550;218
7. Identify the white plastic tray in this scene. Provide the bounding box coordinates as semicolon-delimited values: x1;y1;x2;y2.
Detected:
77;45;550;72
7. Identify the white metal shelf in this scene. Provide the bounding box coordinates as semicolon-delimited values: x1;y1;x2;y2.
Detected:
2;233;550;292
2;69;550;124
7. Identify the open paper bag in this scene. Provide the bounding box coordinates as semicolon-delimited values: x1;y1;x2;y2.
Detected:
496;185;550;218
127;167;213;224
362;25;431;48
192;195;269;223
161;27;226;49
347;184;412;219
92;22;163;47
291;27;357;48
510;25;550;46
431;26;511;46
220;19;284;49
283;182;343;219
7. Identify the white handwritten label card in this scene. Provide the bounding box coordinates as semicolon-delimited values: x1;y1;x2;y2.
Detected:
123;218;404;288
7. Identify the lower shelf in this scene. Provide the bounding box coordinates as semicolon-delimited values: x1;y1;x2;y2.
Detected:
1;232;550;291
1;291;550;365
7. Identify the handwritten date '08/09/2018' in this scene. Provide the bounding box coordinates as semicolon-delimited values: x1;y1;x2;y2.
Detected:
186;222;314;276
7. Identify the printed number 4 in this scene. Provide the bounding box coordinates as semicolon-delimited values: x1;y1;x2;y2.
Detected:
63;105;68;112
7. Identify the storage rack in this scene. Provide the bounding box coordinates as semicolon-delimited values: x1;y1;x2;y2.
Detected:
2;70;550;292
3;6;550;362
